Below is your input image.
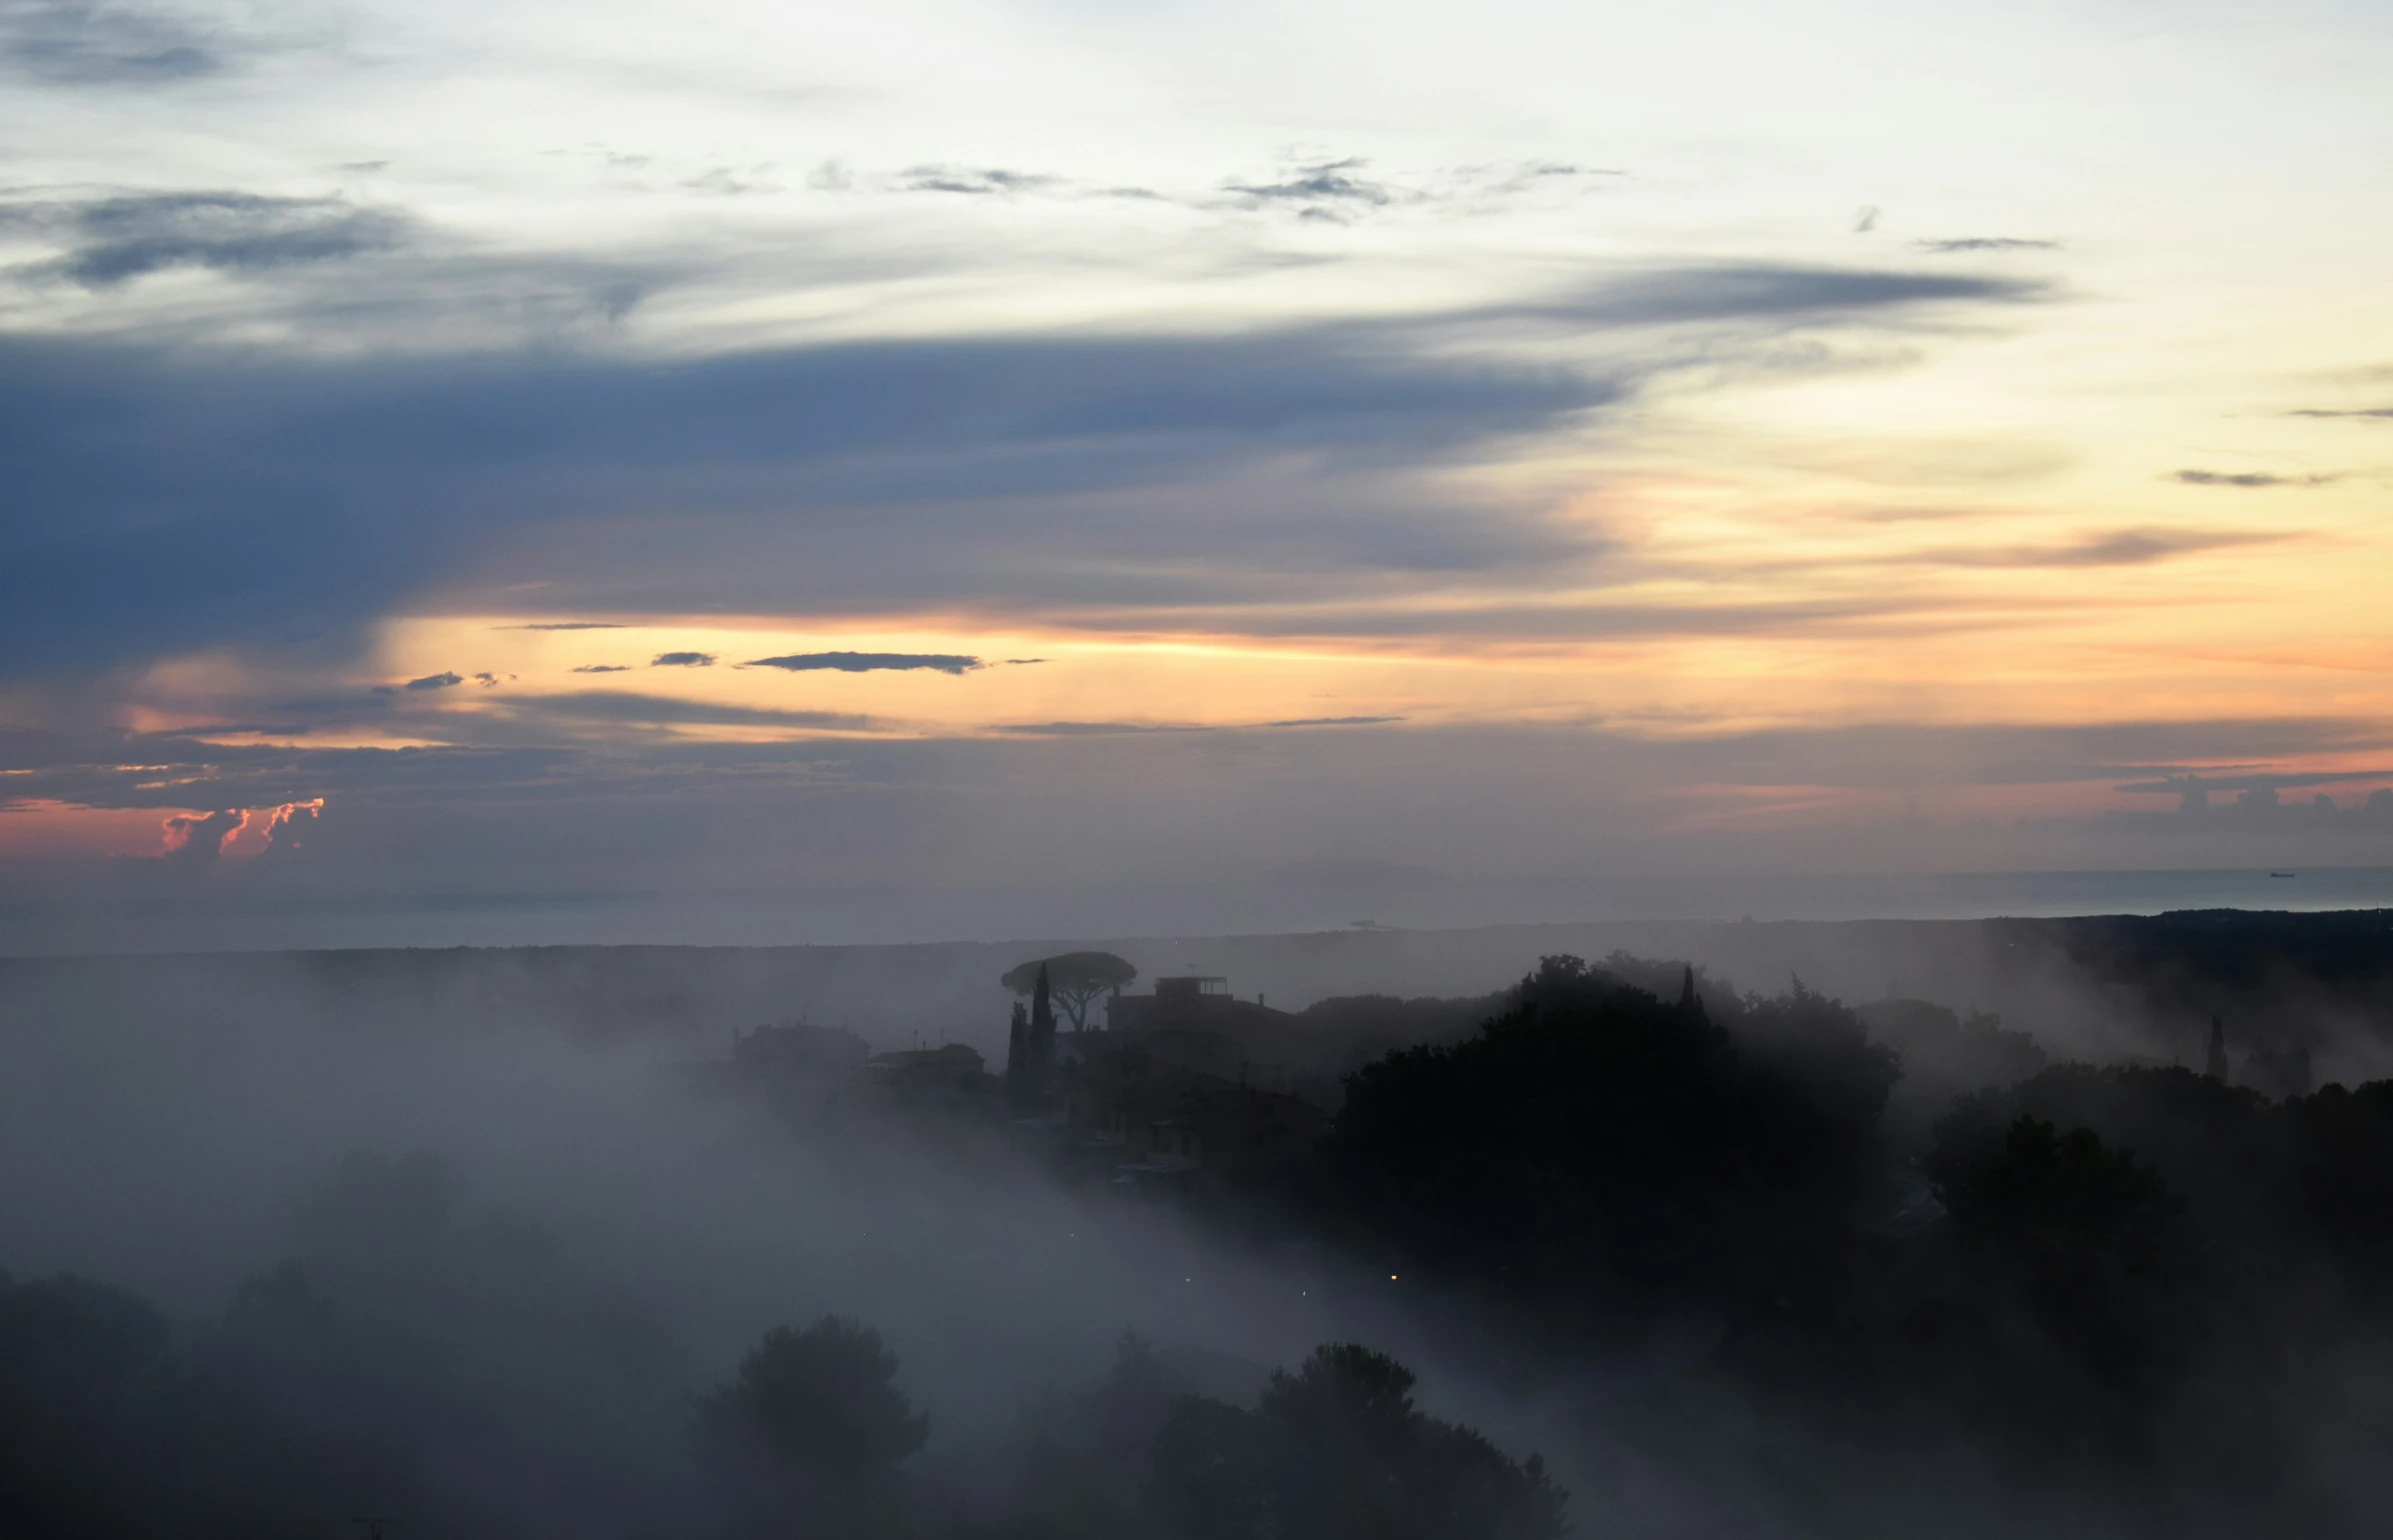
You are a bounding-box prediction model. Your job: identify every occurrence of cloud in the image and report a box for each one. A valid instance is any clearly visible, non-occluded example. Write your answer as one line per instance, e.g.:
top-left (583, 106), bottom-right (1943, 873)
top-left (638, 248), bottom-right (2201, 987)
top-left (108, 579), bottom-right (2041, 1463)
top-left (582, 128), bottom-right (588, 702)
top-left (993, 721), bottom-right (1213, 736)
top-left (502, 692), bottom-right (876, 731)
top-left (840, 155), bottom-right (1613, 219)
top-left (405, 672), bottom-right (464, 691)
top-left (1225, 158), bottom-right (1393, 217)
top-left (1913, 237), bottom-right (2061, 254)
top-left (1905, 526), bottom-right (2285, 569)
top-left (1853, 207), bottom-right (1880, 234)
top-left (896, 166), bottom-right (1059, 196)
top-left (2111, 768), bottom-right (2393, 797)
top-left (746, 652), bottom-right (980, 675)
top-left (650, 651), bottom-right (715, 667)
top-left (998, 713), bottom-right (1405, 733)
top-left (0, 264), bottom-right (2052, 677)
top-left (1505, 264), bottom-right (2050, 327)
top-left (2289, 407), bottom-right (2393, 421)
top-left (5, 191), bottom-right (409, 288)
top-left (682, 166), bottom-right (780, 197)
top-left (505, 622), bottom-right (625, 631)
top-left (8, 711), bottom-right (2390, 917)
top-left (2169, 469), bottom-right (2332, 488)
top-left (571, 664), bottom-right (630, 673)
top-left (256, 798), bottom-right (319, 853)
top-left (158, 806), bottom-right (241, 864)
top-left (0, 0), bottom-right (222, 84)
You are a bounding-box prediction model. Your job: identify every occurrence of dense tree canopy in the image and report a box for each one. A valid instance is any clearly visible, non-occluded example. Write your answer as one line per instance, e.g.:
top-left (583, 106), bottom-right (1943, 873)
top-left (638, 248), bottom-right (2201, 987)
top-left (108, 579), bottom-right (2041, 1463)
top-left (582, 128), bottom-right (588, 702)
top-left (1149, 1344), bottom-right (1567, 1540)
top-left (1321, 955), bottom-right (1883, 1337)
top-left (695, 1316), bottom-right (927, 1539)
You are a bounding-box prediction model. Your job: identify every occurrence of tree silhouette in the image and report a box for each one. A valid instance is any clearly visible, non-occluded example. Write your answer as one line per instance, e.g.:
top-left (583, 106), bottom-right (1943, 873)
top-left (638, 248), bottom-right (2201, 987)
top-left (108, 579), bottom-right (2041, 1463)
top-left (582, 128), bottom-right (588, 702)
top-left (693, 1316), bottom-right (925, 1539)
top-left (1149, 1343), bottom-right (1566, 1540)
top-left (1001, 952), bottom-right (1138, 1032)
top-left (1323, 955), bottom-right (1863, 1339)
top-left (0, 1272), bottom-right (175, 1535)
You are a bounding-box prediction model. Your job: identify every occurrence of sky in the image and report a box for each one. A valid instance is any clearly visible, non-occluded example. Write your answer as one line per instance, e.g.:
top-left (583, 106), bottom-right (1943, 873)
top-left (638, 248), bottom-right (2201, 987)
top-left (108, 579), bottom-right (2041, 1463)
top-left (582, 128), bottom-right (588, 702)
top-left (2, 0), bottom-right (2391, 946)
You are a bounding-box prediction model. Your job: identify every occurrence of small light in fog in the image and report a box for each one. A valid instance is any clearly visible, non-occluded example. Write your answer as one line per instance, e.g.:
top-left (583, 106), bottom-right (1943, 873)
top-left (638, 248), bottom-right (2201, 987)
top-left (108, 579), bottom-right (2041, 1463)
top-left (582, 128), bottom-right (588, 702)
top-left (1390, 1274), bottom-right (1398, 1281)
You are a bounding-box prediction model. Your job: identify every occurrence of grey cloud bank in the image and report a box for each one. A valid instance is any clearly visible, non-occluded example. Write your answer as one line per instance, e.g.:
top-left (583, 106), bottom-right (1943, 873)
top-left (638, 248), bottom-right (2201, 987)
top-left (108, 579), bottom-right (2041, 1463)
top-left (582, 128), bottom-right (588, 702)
top-left (36, 191), bottom-right (408, 287)
top-left (0, 261), bottom-right (2043, 682)
top-left (0, 0), bottom-right (224, 84)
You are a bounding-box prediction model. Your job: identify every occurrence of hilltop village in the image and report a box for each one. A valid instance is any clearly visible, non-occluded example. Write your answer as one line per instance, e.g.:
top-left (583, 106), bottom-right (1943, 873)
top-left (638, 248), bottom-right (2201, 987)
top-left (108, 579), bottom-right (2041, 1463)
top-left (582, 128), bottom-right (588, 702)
top-left (728, 953), bottom-right (1488, 1190)
top-left (721, 937), bottom-right (2339, 1202)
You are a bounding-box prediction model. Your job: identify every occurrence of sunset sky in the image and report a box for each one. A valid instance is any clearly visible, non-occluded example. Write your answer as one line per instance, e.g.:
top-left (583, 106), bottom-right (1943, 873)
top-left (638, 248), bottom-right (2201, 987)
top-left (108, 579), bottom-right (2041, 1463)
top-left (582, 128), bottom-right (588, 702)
top-left (3, 0), bottom-right (2390, 944)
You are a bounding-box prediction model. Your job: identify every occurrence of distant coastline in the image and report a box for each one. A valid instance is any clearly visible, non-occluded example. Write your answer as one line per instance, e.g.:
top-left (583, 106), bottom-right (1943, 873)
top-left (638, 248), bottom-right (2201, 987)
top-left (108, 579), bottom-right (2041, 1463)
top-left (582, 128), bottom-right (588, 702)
top-left (4, 865), bottom-right (2392, 959)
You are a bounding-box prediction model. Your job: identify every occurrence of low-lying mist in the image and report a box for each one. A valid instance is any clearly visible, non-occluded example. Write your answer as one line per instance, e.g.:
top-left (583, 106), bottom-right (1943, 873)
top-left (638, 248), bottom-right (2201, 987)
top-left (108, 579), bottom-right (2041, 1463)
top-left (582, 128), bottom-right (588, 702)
top-left (0, 957), bottom-right (1507, 1535)
top-left (5, 910), bottom-right (2392, 1537)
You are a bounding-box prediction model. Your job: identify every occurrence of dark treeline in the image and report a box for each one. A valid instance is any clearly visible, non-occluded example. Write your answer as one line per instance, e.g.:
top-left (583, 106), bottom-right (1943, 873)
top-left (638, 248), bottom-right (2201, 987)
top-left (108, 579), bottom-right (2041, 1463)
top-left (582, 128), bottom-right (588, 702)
top-left (1, 1230), bottom-right (1562, 1539)
top-left (9, 950), bottom-right (2393, 1536)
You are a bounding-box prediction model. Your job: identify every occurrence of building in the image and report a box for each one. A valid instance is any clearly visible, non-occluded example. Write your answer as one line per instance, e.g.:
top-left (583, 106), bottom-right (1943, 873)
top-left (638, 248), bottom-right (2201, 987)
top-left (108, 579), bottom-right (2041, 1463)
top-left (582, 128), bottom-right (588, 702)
top-left (1105, 975), bottom-right (1287, 1036)
top-left (858, 1043), bottom-right (993, 1112)
top-left (1068, 1044), bottom-right (1327, 1182)
top-left (1081, 975), bottom-right (1306, 1096)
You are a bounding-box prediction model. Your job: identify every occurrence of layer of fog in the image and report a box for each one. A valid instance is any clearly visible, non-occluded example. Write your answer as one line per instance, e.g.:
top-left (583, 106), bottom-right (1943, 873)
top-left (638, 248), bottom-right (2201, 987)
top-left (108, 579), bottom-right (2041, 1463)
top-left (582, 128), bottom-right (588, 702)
top-left (0, 960), bottom-right (1511, 1502)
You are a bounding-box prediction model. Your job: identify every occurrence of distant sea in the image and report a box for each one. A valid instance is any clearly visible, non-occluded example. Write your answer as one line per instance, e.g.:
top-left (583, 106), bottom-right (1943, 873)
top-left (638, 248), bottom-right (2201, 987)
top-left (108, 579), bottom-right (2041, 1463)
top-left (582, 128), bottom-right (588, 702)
top-left (5, 866), bottom-right (2391, 957)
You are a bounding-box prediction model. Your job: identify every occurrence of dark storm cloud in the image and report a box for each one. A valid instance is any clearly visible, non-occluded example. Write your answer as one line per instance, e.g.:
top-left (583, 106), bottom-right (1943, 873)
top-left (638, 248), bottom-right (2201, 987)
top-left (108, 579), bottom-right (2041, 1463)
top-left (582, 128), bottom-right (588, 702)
top-left (746, 653), bottom-right (980, 675)
top-left (1913, 237), bottom-right (2061, 254)
top-left (8, 191), bottom-right (410, 287)
top-left (0, 0), bottom-right (222, 83)
top-left (650, 652), bottom-right (715, 667)
top-left (0, 261), bottom-right (2048, 679)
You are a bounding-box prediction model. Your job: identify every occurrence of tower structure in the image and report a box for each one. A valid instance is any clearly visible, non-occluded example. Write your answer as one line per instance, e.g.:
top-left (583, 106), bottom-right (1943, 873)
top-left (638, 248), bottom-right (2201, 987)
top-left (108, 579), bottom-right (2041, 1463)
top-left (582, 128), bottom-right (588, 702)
top-left (1004, 1000), bottom-right (1031, 1103)
top-left (1006, 965), bottom-right (1058, 1106)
